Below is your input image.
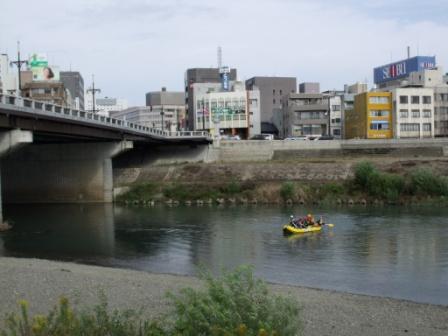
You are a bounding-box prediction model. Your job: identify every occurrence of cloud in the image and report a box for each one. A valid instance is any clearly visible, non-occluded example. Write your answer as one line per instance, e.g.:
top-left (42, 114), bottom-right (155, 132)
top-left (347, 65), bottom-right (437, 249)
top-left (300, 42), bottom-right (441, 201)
top-left (1, 0), bottom-right (447, 105)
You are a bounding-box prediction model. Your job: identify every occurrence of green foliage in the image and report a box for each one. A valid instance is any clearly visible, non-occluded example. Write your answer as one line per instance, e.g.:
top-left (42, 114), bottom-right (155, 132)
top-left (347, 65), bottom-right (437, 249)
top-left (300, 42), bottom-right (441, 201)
top-left (409, 168), bottom-right (448, 196)
top-left (353, 162), bottom-right (404, 200)
top-left (117, 183), bottom-right (159, 202)
top-left (1, 296), bottom-right (165, 336)
top-left (353, 161), bottom-right (376, 188)
top-left (2, 267), bottom-right (302, 336)
top-left (280, 182), bottom-right (295, 200)
top-left (168, 266), bottom-right (301, 336)
top-left (321, 183), bottom-right (344, 195)
top-left (220, 181), bottom-right (242, 195)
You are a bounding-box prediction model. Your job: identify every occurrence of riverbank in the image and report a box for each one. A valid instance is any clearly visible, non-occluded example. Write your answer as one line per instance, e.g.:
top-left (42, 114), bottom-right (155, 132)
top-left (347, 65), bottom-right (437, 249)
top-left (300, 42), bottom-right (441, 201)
top-left (114, 159), bottom-right (448, 206)
top-left (0, 257), bottom-right (446, 336)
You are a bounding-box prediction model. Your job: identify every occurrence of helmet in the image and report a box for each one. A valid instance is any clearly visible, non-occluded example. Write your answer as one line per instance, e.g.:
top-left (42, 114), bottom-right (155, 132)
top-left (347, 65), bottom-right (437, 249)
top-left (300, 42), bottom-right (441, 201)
top-left (307, 214), bottom-right (312, 218)
top-left (290, 215), bottom-right (294, 218)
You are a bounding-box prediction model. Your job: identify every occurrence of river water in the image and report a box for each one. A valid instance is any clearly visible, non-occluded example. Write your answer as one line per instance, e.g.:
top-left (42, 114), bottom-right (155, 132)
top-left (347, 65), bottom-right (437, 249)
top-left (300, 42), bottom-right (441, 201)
top-left (1, 204), bottom-right (447, 305)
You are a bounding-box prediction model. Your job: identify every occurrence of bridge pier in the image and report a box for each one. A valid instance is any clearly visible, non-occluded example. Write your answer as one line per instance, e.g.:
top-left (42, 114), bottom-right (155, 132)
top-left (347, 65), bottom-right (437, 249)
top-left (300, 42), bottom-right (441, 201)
top-left (0, 130), bottom-right (33, 223)
top-left (1, 141), bottom-right (132, 204)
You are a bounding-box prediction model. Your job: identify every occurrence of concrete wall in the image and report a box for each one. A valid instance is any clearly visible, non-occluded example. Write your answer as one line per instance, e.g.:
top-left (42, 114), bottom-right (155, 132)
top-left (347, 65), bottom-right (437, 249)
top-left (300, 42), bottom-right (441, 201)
top-left (2, 141), bottom-right (132, 203)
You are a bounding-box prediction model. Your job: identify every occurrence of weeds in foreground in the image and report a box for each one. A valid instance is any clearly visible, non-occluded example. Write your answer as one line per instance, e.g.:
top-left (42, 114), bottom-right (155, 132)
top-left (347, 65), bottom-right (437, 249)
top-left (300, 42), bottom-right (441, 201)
top-left (1, 266), bottom-right (302, 336)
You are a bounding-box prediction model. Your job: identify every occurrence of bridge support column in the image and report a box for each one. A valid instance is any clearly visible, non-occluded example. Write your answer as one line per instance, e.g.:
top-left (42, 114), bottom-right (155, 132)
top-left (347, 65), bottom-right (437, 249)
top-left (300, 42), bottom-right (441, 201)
top-left (2, 141), bottom-right (132, 204)
top-left (0, 130), bottom-right (34, 223)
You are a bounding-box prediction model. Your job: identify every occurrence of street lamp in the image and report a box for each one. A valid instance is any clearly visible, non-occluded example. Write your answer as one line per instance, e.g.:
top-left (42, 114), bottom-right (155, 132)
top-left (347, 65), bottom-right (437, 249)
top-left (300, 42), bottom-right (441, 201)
top-left (160, 105), bottom-right (165, 132)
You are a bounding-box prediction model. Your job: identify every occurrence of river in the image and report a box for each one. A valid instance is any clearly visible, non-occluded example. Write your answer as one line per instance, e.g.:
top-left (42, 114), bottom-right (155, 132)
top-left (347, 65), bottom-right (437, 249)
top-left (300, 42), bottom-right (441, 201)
top-left (1, 204), bottom-right (447, 305)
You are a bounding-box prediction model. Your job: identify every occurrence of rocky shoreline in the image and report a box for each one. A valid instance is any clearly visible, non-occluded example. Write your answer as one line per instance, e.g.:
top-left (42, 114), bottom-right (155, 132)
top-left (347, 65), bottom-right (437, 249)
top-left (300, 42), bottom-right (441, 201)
top-left (0, 257), bottom-right (447, 335)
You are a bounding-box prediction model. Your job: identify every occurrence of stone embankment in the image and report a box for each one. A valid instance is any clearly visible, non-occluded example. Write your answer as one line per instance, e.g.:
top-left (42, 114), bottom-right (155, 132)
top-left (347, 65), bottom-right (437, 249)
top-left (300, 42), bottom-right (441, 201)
top-left (0, 257), bottom-right (447, 336)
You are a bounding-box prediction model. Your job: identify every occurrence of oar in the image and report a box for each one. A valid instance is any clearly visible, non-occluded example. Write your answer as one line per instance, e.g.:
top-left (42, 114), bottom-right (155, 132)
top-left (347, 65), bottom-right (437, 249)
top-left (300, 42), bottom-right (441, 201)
top-left (324, 223), bottom-right (334, 228)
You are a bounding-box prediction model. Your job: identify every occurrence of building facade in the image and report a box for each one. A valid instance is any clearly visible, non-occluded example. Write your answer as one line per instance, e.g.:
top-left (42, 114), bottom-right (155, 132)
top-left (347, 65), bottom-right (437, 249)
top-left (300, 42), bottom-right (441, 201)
top-left (329, 95), bottom-right (342, 138)
top-left (85, 94), bottom-right (128, 116)
top-left (245, 77), bottom-right (296, 133)
top-left (193, 82), bottom-right (260, 139)
top-left (0, 54), bottom-right (17, 94)
top-left (185, 67), bottom-right (237, 130)
top-left (299, 82), bottom-right (320, 94)
top-left (145, 87), bottom-right (186, 130)
top-left (391, 87), bottom-right (434, 138)
top-left (281, 93), bottom-right (329, 138)
top-left (345, 92), bottom-right (393, 139)
top-left (60, 71), bottom-right (84, 110)
top-left (21, 80), bottom-right (70, 106)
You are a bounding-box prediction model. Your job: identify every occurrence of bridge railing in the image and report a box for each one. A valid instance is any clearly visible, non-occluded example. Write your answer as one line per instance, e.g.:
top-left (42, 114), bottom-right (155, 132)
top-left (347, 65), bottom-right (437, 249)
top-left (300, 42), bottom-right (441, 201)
top-left (0, 94), bottom-right (211, 140)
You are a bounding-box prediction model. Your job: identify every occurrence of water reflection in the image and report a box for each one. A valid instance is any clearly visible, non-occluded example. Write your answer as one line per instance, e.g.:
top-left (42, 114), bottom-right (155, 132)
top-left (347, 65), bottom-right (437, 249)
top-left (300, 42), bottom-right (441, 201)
top-left (1, 204), bottom-right (447, 305)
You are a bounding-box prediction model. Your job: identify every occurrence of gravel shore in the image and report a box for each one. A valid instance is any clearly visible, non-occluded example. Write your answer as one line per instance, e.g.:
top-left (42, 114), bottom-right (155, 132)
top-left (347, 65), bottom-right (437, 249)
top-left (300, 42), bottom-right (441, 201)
top-left (0, 257), bottom-right (447, 335)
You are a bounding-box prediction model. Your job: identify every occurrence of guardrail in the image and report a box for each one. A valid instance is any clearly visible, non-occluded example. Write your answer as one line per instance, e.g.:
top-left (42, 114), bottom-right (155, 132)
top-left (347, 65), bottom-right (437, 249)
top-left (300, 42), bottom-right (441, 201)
top-left (0, 94), bottom-right (211, 140)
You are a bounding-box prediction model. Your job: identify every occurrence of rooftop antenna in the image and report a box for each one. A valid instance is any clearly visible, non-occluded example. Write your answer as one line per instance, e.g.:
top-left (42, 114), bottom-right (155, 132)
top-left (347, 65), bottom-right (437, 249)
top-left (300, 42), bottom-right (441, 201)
top-left (86, 74), bottom-right (101, 113)
top-left (217, 46), bottom-right (222, 69)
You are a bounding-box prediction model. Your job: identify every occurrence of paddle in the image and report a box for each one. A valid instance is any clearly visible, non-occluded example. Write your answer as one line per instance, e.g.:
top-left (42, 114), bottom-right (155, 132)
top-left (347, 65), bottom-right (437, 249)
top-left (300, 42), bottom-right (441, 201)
top-left (325, 223), bottom-right (334, 228)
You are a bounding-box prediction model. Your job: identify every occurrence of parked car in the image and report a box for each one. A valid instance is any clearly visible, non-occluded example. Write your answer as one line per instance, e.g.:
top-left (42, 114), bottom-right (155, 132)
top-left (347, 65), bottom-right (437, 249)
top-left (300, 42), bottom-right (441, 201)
top-left (315, 135), bottom-right (334, 140)
top-left (285, 136), bottom-right (308, 141)
top-left (250, 134), bottom-right (267, 140)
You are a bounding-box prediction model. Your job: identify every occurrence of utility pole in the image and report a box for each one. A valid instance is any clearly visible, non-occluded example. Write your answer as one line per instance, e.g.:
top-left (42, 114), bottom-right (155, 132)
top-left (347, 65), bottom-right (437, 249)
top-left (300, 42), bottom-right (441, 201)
top-left (10, 41), bottom-right (28, 96)
top-left (86, 75), bottom-right (101, 113)
top-left (161, 104), bottom-right (165, 132)
top-left (202, 98), bottom-right (206, 130)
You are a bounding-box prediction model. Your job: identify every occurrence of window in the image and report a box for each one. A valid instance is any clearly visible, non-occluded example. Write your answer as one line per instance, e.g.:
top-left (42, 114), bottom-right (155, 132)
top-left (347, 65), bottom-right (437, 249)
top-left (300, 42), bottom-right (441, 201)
top-left (411, 96), bottom-right (420, 104)
top-left (423, 109), bottom-right (432, 118)
top-left (370, 121), bottom-right (389, 130)
top-left (399, 109), bottom-right (409, 118)
top-left (400, 123), bottom-right (420, 132)
top-left (333, 129), bottom-right (341, 136)
top-left (273, 99), bottom-right (276, 104)
top-left (423, 96), bottom-right (432, 104)
top-left (423, 123), bottom-right (432, 131)
top-left (280, 90), bottom-right (283, 95)
top-left (411, 109), bottom-right (420, 118)
top-left (369, 96), bottom-right (389, 104)
top-left (332, 105), bottom-right (341, 111)
top-left (273, 89), bottom-right (276, 95)
top-left (399, 96), bottom-right (408, 104)
top-left (370, 110), bottom-right (389, 117)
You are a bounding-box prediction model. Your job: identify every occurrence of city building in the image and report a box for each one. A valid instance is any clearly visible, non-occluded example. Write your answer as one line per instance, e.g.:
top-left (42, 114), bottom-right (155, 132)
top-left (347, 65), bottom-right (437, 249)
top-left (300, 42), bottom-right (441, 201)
top-left (281, 92), bottom-right (330, 138)
top-left (185, 67), bottom-right (237, 130)
top-left (193, 81), bottom-right (260, 139)
top-left (373, 55), bottom-right (437, 89)
top-left (110, 106), bottom-right (181, 132)
top-left (245, 77), bottom-right (296, 134)
top-left (145, 87), bottom-right (186, 131)
top-left (85, 94), bottom-right (128, 116)
top-left (391, 87), bottom-right (434, 138)
top-left (329, 95), bottom-right (342, 138)
top-left (344, 91), bottom-right (393, 139)
top-left (299, 82), bottom-right (320, 94)
top-left (60, 71), bottom-right (84, 110)
top-left (21, 80), bottom-right (71, 106)
top-left (0, 54), bottom-right (17, 94)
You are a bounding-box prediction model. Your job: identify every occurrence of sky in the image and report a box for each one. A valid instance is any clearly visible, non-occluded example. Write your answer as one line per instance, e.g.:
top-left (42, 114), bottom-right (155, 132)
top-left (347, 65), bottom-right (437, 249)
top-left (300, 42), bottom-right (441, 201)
top-left (1, 0), bottom-right (448, 106)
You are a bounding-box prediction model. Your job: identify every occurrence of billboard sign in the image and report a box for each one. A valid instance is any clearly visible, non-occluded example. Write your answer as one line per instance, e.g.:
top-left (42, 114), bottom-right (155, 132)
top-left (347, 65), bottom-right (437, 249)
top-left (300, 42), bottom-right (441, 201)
top-left (373, 56), bottom-right (436, 84)
top-left (29, 53), bottom-right (60, 81)
top-left (220, 66), bottom-right (230, 91)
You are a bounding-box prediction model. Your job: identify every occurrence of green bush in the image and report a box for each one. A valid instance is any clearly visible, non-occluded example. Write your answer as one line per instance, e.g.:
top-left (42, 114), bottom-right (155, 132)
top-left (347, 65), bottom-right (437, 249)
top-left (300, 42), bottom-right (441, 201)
top-left (2, 267), bottom-right (302, 336)
top-left (353, 161), bottom-right (376, 188)
top-left (118, 183), bottom-right (159, 202)
top-left (221, 181), bottom-right (242, 195)
top-left (169, 266), bottom-right (301, 336)
top-left (409, 168), bottom-right (448, 196)
top-left (321, 183), bottom-right (344, 195)
top-left (280, 182), bottom-right (295, 200)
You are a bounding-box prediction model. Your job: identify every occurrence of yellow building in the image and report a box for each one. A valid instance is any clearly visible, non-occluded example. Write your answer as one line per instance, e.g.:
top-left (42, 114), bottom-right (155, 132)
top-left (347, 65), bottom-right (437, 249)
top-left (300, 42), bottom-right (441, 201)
top-left (344, 91), bottom-right (393, 139)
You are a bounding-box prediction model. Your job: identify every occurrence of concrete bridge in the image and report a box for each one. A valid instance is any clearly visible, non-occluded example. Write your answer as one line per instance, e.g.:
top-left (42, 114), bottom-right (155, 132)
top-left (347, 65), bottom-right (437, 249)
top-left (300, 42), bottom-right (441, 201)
top-left (0, 94), bottom-right (211, 222)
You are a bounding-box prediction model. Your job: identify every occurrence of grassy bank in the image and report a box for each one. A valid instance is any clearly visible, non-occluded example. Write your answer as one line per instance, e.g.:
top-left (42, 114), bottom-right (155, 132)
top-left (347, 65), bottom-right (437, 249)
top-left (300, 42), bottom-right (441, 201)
top-left (116, 162), bottom-right (448, 206)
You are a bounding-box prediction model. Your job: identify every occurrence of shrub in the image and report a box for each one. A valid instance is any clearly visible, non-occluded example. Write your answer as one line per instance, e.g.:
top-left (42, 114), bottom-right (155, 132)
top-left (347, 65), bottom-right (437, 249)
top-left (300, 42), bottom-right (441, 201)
top-left (118, 183), bottom-right (158, 201)
top-left (2, 267), bottom-right (302, 336)
top-left (168, 266), bottom-right (301, 336)
top-left (409, 168), bottom-right (448, 196)
top-left (353, 161), bottom-right (376, 188)
top-left (221, 181), bottom-right (242, 195)
top-left (280, 182), bottom-right (295, 200)
top-left (321, 183), bottom-right (344, 195)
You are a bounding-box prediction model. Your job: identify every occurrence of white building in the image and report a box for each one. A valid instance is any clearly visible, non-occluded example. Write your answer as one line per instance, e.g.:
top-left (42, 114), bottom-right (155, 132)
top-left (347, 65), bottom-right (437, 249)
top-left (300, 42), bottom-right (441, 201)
top-left (111, 106), bottom-right (183, 132)
top-left (329, 95), bottom-right (342, 138)
top-left (392, 87), bottom-right (434, 138)
top-left (0, 54), bottom-right (17, 94)
top-left (85, 92), bottom-right (128, 116)
top-left (193, 81), bottom-right (260, 139)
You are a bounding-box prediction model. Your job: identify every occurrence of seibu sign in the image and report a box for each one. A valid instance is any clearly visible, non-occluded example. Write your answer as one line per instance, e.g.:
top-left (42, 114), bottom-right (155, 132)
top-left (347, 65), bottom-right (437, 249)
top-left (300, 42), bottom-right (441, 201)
top-left (374, 56), bottom-right (436, 85)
